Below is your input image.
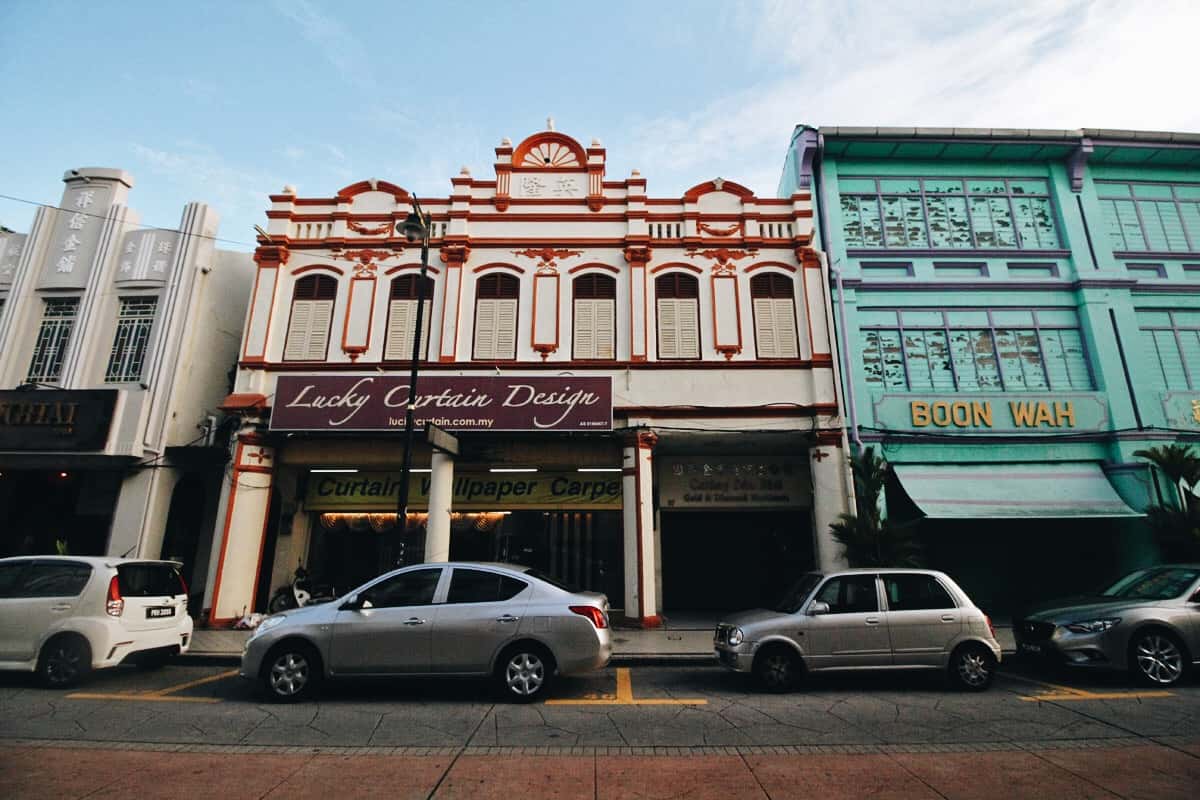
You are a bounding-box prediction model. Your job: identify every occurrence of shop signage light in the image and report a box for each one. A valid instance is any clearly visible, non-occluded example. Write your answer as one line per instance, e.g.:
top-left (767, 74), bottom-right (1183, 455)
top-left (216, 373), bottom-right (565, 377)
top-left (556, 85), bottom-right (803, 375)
top-left (269, 375), bottom-right (612, 432)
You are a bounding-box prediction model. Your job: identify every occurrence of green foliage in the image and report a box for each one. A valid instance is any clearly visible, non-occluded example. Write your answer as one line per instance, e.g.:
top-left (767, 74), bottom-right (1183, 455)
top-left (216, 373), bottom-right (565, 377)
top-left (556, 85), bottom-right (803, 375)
top-left (1134, 444), bottom-right (1200, 560)
top-left (54, 539), bottom-right (69, 556)
top-left (829, 446), bottom-right (924, 568)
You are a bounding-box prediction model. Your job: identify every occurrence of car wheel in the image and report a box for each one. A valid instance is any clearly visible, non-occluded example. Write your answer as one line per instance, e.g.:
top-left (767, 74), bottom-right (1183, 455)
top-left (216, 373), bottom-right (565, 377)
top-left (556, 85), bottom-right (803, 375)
top-left (37, 634), bottom-right (92, 689)
top-left (949, 643), bottom-right (995, 691)
top-left (262, 642), bottom-right (322, 702)
top-left (1130, 629), bottom-right (1187, 687)
top-left (753, 645), bottom-right (800, 693)
top-left (496, 643), bottom-right (553, 703)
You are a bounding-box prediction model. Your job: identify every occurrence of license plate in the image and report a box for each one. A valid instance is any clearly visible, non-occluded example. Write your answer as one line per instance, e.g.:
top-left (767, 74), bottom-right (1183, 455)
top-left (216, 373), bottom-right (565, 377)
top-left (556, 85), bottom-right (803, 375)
top-left (1019, 642), bottom-right (1042, 655)
top-left (147, 606), bottom-right (175, 619)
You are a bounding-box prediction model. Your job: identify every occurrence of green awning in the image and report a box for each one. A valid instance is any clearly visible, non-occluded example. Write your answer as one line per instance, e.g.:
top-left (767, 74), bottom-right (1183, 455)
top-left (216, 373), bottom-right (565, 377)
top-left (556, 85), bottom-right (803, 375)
top-left (892, 463), bottom-right (1142, 519)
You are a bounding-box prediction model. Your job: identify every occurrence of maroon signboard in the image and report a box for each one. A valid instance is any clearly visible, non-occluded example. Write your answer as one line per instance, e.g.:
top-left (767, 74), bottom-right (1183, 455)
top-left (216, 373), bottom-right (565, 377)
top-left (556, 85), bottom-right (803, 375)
top-left (269, 375), bottom-right (612, 432)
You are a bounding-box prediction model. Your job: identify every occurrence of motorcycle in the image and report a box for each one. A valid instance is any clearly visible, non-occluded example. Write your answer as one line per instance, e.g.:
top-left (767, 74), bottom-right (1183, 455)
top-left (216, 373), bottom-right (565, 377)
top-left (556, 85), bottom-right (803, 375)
top-left (268, 564), bottom-right (338, 613)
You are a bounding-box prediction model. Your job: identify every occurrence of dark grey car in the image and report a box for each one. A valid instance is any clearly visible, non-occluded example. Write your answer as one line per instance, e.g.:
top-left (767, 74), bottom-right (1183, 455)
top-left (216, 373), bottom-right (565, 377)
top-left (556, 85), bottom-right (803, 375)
top-left (241, 562), bottom-right (611, 702)
top-left (1015, 564), bottom-right (1200, 686)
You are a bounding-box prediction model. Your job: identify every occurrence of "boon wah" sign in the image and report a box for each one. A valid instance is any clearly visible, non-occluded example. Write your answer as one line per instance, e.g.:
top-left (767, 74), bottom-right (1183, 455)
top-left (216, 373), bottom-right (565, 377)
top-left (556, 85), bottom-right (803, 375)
top-left (872, 393), bottom-right (1110, 433)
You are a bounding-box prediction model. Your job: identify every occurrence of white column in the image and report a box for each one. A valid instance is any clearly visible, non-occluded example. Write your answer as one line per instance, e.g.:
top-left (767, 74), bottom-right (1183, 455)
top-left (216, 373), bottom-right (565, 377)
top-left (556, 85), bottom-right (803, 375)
top-left (424, 451), bottom-right (454, 562)
top-left (207, 431), bottom-right (275, 624)
top-left (621, 431), bottom-right (660, 626)
top-left (810, 440), bottom-right (850, 572)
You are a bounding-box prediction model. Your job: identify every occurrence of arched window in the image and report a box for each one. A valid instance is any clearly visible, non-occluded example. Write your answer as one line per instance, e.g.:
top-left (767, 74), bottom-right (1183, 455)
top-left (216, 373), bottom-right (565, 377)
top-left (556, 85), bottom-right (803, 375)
top-left (384, 274), bottom-right (435, 361)
top-left (283, 275), bottom-right (336, 361)
top-left (750, 273), bottom-right (799, 359)
top-left (573, 273), bottom-right (616, 360)
top-left (655, 273), bottom-right (700, 359)
top-left (473, 273), bottom-right (519, 360)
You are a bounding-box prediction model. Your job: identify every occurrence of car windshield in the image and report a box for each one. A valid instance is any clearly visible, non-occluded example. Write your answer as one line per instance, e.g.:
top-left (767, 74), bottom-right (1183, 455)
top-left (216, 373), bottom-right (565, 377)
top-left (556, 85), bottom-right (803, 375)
top-left (1100, 567), bottom-right (1200, 600)
top-left (773, 573), bottom-right (822, 613)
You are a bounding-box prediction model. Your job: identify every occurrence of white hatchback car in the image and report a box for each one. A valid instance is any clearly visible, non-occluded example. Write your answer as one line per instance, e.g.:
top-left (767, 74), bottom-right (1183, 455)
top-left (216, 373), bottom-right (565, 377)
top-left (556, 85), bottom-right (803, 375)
top-left (0, 556), bottom-right (193, 687)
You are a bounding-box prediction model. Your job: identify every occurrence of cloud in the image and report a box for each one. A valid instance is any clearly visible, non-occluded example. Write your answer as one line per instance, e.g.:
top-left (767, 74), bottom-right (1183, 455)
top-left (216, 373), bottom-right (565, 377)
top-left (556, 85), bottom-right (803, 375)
top-left (282, 145), bottom-right (307, 161)
top-left (270, 0), bottom-right (376, 88)
top-left (626, 0), bottom-right (1200, 196)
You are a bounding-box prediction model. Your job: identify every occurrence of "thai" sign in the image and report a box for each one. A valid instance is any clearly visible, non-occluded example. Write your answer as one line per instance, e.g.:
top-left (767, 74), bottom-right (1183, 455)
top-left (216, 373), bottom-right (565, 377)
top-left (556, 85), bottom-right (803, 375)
top-left (270, 375), bottom-right (612, 432)
top-left (0, 390), bottom-right (118, 450)
top-left (872, 393), bottom-right (1110, 433)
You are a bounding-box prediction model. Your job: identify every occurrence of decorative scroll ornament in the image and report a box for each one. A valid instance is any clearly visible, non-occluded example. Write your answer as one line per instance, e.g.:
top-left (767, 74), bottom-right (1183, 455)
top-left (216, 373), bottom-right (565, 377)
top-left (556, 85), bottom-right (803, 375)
top-left (685, 247), bottom-right (758, 275)
top-left (347, 220), bottom-right (393, 236)
top-left (698, 221), bottom-right (742, 237)
top-left (623, 246), bottom-right (652, 266)
top-left (511, 247), bottom-right (582, 273)
top-left (331, 247), bottom-right (402, 278)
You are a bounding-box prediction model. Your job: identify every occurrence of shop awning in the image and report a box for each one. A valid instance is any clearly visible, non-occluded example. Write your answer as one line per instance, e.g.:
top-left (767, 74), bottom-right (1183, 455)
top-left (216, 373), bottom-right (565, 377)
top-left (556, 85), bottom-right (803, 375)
top-left (892, 463), bottom-right (1142, 519)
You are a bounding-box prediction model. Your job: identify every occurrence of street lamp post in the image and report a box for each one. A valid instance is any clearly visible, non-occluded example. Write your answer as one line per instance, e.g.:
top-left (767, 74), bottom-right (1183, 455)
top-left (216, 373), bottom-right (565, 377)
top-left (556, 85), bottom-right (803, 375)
top-left (392, 196), bottom-right (432, 568)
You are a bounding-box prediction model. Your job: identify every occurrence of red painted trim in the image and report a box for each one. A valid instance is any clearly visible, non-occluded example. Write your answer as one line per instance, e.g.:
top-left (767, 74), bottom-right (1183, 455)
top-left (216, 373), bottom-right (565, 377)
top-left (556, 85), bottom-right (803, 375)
top-left (208, 440), bottom-right (244, 621)
top-left (615, 403), bottom-right (839, 417)
top-left (800, 265), bottom-right (820, 358)
top-left (246, 465), bottom-right (275, 618)
top-left (567, 263), bottom-right (620, 275)
top-left (292, 264), bottom-right (346, 277)
top-left (530, 271), bottom-right (560, 356)
top-left (471, 263), bottom-right (526, 275)
top-left (439, 263), bottom-right (462, 361)
top-left (804, 266), bottom-right (831, 357)
top-left (383, 263), bottom-right (441, 276)
top-left (242, 266), bottom-right (279, 360)
top-left (340, 276), bottom-right (376, 359)
top-left (238, 465), bottom-right (274, 475)
top-left (336, 180), bottom-right (409, 202)
top-left (815, 430), bottom-right (844, 446)
top-left (745, 261), bottom-right (798, 274)
top-left (650, 262), bottom-right (702, 275)
top-left (683, 179), bottom-right (755, 202)
top-left (511, 131), bottom-right (588, 168)
top-left (238, 355), bottom-right (833, 371)
top-left (633, 445), bottom-right (646, 621)
top-left (710, 272), bottom-right (743, 358)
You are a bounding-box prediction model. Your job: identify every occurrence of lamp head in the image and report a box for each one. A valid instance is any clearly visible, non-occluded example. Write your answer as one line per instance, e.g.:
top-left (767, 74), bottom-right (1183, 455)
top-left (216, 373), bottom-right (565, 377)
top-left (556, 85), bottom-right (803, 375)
top-left (398, 211), bottom-right (426, 243)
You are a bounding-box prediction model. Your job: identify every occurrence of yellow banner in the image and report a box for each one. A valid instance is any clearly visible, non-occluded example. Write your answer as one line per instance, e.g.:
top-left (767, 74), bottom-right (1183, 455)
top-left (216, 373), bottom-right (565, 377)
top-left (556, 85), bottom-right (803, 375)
top-left (305, 471), bottom-right (621, 511)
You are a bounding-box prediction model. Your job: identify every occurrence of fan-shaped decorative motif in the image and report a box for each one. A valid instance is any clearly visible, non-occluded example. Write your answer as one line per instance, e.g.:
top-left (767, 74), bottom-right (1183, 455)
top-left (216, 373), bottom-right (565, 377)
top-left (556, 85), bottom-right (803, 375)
top-left (521, 141), bottom-right (581, 168)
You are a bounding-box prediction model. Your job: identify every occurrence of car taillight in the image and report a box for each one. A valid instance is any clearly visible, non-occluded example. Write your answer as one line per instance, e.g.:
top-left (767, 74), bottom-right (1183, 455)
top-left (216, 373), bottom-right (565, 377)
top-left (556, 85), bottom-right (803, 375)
top-left (106, 575), bottom-right (124, 617)
top-left (984, 614), bottom-right (996, 639)
top-left (569, 605), bottom-right (607, 629)
top-left (178, 573), bottom-right (189, 597)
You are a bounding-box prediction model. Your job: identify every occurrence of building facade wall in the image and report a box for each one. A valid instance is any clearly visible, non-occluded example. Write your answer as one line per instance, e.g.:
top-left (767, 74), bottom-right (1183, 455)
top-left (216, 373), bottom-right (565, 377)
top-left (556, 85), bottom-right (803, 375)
top-left (0, 168), bottom-right (253, 600)
top-left (782, 127), bottom-right (1200, 616)
top-left (207, 126), bottom-right (851, 626)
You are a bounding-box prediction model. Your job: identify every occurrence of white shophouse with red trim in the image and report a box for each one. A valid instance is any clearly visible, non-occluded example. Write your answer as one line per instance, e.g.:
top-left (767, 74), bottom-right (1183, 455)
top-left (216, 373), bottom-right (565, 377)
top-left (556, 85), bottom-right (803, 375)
top-left (206, 126), bottom-right (850, 627)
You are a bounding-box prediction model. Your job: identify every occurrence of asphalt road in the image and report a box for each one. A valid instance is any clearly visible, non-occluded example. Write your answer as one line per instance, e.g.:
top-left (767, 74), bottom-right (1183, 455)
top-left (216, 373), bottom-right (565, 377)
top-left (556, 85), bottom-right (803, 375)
top-left (1, 660), bottom-right (1198, 750)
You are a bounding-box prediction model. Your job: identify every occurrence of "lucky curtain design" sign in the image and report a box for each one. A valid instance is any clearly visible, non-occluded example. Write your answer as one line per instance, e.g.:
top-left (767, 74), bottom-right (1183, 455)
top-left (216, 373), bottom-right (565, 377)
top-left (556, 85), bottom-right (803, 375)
top-left (269, 375), bottom-right (612, 432)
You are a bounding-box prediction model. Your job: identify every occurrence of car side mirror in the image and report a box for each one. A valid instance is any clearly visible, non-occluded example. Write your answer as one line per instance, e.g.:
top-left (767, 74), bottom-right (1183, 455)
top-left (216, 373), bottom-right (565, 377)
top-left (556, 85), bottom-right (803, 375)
top-left (340, 594), bottom-right (373, 611)
top-left (808, 601), bottom-right (831, 616)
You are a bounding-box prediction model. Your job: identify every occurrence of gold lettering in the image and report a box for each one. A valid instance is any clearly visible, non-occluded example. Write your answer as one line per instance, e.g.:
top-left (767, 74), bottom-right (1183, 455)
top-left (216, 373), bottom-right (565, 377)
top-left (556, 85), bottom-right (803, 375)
top-left (911, 401), bottom-right (931, 427)
top-left (931, 402), bottom-right (952, 427)
top-left (1054, 401), bottom-right (1075, 427)
top-left (951, 402), bottom-right (971, 427)
top-left (1010, 401), bottom-right (1037, 427)
top-left (1033, 402), bottom-right (1054, 426)
top-left (973, 401), bottom-right (993, 427)
top-left (1191, 399), bottom-right (1200, 424)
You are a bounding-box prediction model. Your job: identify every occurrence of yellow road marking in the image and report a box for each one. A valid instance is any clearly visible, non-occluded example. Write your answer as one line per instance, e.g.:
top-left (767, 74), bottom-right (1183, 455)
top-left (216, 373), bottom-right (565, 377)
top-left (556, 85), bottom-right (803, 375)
top-left (68, 669), bottom-right (238, 703)
top-left (546, 667), bottom-right (707, 706)
top-left (1003, 670), bottom-right (1173, 702)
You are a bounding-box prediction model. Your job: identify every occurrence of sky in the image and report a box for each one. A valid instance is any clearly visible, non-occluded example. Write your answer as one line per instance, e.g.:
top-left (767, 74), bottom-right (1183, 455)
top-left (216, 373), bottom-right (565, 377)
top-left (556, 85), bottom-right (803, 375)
top-left (2, 0), bottom-right (1198, 252)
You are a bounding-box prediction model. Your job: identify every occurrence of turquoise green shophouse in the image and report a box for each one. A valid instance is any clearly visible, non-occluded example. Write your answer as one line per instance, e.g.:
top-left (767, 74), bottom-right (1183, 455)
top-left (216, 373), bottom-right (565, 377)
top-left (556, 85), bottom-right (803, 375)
top-left (780, 127), bottom-right (1200, 617)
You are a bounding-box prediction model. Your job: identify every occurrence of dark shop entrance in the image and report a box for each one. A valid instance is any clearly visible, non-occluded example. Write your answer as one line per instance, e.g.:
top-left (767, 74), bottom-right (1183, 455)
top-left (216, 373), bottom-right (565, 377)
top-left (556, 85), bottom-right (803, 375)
top-left (660, 510), bottom-right (813, 612)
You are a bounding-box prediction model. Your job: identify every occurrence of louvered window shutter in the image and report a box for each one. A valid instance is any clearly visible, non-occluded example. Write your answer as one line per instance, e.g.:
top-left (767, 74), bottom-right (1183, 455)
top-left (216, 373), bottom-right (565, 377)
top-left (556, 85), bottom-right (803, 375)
top-left (474, 300), bottom-right (497, 359)
top-left (595, 299), bottom-right (615, 359)
top-left (494, 299), bottom-right (517, 359)
top-left (754, 298), bottom-right (777, 357)
top-left (678, 300), bottom-right (699, 358)
top-left (574, 300), bottom-right (596, 359)
top-left (385, 299), bottom-right (431, 361)
top-left (657, 299), bottom-right (678, 359)
top-left (284, 299), bottom-right (332, 361)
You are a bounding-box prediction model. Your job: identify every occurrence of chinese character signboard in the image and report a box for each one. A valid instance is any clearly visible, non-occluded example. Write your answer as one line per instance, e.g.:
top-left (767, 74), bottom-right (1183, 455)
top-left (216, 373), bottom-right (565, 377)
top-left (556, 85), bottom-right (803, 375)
top-left (657, 456), bottom-right (811, 509)
top-left (270, 375), bottom-right (612, 432)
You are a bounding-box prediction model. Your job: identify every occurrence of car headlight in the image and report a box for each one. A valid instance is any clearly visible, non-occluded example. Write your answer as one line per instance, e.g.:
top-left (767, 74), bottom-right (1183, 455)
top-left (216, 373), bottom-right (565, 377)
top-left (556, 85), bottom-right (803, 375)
top-left (1065, 617), bottom-right (1120, 634)
top-left (727, 627), bottom-right (744, 646)
top-left (250, 615), bottom-right (287, 639)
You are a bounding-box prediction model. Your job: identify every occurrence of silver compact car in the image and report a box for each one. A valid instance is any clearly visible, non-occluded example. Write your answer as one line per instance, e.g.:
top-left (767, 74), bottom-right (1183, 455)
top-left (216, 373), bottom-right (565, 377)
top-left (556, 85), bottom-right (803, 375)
top-left (1014, 564), bottom-right (1200, 687)
top-left (241, 562), bottom-right (611, 702)
top-left (715, 569), bottom-right (1002, 692)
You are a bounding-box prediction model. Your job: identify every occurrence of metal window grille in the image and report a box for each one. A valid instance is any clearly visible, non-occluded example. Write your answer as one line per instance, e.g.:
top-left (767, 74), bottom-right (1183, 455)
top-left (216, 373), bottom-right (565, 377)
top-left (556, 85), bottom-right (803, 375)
top-left (1096, 181), bottom-right (1200, 254)
top-left (838, 177), bottom-right (1060, 250)
top-left (859, 307), bottom-right (1093, 392)
top-left (27, 297), bottom-right (81, 383)
top-left (105, 297), bottom-right (158, 382)
top-left (1137, 309), bottom-right (1200, 390)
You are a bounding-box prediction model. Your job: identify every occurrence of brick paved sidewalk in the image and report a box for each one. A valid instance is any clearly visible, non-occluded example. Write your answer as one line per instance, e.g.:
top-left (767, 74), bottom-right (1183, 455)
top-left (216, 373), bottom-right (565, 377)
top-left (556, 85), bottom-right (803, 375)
top-left (2, 739), bottom-right (1197, 799)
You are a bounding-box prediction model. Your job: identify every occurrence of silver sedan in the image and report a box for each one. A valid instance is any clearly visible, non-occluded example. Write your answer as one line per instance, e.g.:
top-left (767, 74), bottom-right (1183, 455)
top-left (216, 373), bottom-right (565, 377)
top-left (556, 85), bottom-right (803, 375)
top-left (1015, 564), bottom-right (1200, 686)
top-left (241, 562), bottom-right (611, 702)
